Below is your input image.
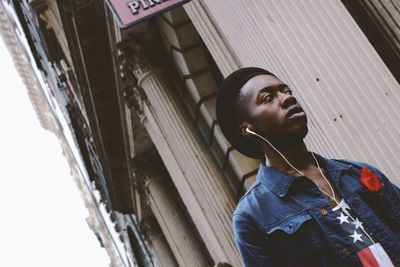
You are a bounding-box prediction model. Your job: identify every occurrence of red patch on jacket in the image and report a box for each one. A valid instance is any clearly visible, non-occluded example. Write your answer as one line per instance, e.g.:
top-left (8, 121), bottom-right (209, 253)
top-left (360, 166), bottom-right (384, 192)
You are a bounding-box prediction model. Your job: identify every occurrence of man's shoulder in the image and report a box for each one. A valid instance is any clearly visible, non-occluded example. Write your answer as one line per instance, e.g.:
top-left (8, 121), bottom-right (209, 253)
top-left (234, 179), bottom-right (268, 215)
top-left (332, 158), bottom-right (371, 167)
top-left (332, 158), bottom-right (384, 174)
top-left (233, 178), bottom-right (279, 219)
top-left (234, 180), bottom-right (261, 216)
top-left (330, 158), bottom-right (398, 189)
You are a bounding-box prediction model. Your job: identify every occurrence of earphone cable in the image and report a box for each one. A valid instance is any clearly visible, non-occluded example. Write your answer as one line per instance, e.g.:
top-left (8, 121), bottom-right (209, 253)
top-left (246, 128), bottom-right (337, 203)
top-left (246, 128), bottom-right (376, 244)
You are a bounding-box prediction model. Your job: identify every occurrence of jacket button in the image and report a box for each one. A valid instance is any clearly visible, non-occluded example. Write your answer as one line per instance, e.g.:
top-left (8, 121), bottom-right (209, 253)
top-left (342, 248), bottom-right (351, 256)
top-left (320, 208), bottom-right (328, 216)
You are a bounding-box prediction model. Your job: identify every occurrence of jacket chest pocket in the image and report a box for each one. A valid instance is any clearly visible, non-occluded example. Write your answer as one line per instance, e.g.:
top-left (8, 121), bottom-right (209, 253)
top-left (264, 212), bottom-right (330, 266)
top-left (265, 212), bottom-right (312, 235)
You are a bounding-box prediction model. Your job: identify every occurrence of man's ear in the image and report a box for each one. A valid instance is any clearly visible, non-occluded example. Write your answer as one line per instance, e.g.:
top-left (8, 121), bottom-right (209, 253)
top-left (238, 123), bottom-right (252, 138)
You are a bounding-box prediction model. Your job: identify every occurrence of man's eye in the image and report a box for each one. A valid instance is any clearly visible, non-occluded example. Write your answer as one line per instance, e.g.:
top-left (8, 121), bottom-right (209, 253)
top-left (282, 87), bottom-right (292, 95)
top-left (261, 94), bottom-right (273, 103)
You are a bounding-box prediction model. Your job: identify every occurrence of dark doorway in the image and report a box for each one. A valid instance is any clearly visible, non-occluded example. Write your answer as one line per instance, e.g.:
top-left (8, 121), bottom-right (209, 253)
top-left (341, 0), bottom-right (400, 83)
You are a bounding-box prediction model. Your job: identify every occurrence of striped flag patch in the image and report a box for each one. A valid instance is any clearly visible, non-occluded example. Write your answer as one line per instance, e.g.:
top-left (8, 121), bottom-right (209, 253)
top-left (332, 200), bottom-right (394, 267)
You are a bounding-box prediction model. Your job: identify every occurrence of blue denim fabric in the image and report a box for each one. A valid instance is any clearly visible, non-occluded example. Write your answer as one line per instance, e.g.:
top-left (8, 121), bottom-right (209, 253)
top-left (233, 153), bottom-right (400, 267)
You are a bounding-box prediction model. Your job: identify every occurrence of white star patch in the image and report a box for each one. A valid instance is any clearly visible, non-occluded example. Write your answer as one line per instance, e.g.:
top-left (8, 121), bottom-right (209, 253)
top-left (350, 230), bottom-right (363, 243)
top-left (342, 201), bottom-right (350, 210)
top-left (337, 212), bottom-right (349, 224)
top-left (352, 217), bottom-right (364, 230)
top-left (341, 202), bottom-right (351, 216)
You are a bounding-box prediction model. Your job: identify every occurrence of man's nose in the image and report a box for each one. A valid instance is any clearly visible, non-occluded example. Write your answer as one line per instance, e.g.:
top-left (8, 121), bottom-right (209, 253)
top-left (279, 92), bottom-right (297, 108)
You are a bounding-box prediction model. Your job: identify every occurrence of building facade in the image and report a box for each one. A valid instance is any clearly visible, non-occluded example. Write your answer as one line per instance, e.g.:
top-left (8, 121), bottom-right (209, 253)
top-left (2, 0), bottom-right (400, 266)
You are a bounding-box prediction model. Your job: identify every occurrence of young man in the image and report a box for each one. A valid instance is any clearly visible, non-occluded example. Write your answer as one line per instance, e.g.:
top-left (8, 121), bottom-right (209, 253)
top-left (216, 67), bottom-right (400, 267)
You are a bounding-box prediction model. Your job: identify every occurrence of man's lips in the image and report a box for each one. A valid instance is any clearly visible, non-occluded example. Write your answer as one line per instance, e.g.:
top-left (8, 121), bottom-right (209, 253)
top-left (286, 106), bottom-right (305, 119)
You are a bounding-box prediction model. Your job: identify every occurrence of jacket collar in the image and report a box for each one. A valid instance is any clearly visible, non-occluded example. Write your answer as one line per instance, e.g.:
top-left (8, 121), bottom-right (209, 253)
top-left (256, 152), bottom-right (353, 197)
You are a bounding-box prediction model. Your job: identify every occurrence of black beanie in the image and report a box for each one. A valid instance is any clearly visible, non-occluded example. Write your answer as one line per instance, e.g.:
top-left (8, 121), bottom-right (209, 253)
top-left (216, 67), bottom-right (276, 159)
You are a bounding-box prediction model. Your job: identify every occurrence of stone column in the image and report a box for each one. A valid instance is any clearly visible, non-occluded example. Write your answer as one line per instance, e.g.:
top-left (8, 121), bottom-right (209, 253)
top-left (119, 44), bottom-right (240, 265)
top-left (141, 217), bottom-right (179, 267)
top-left (140, 164), bottom-right (212, 267)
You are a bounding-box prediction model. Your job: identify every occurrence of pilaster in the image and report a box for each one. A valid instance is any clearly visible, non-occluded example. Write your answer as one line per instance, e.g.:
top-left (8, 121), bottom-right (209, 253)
top-left (119, 42), bottom-right (240, 265)
top-left (141, 216), bottom-right (179, 267)
top-left (135, 154), bottom-right (212, 267)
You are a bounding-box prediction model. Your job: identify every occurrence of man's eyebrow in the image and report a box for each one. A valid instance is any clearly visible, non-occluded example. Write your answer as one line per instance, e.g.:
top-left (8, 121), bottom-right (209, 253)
top-left (257, 83), bottom-right (289, 94)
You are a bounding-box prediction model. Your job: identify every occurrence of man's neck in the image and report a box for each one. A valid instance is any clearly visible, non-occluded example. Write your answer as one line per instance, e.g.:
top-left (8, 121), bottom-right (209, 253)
top-left (264, 141), bottom-right (313, 174)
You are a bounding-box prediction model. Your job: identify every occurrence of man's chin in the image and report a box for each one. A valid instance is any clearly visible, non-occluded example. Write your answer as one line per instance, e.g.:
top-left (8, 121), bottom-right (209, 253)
top-left (296, 125), bottom-right (308, 140)
top-left (273, 127), bottom-right (308, 148)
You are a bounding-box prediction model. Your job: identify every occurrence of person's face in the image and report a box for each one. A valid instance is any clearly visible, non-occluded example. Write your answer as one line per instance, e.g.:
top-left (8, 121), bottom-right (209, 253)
top-left (237, 74), bottom-right (308, 146)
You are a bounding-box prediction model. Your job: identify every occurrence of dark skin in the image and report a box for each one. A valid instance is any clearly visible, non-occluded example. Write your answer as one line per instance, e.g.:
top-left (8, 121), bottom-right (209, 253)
top-left (237, 74), bottom-right (341, 207)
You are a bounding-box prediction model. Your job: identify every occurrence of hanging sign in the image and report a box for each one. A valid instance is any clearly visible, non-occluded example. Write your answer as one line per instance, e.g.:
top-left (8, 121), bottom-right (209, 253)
top-left (106, 0), bottom-right (191, 28)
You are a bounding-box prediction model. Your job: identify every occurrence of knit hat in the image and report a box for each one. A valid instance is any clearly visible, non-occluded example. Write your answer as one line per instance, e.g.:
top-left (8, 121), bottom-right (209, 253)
top-left (216, 67), bottom-right (276, 159)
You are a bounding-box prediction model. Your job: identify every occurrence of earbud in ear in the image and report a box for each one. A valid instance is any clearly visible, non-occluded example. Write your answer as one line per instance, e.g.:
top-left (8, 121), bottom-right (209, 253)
top-left (241, 127), bottom-right (253, 137)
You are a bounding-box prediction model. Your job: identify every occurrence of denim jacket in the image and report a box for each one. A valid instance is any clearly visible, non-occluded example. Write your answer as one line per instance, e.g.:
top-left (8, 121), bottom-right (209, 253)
top-left (233, 154), bottom-right (400, 267)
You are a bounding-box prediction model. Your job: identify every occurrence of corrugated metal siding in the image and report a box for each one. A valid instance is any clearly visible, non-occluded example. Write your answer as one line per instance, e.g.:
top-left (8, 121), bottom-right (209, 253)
top-left (188, 0), bottom-right (400, 184)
